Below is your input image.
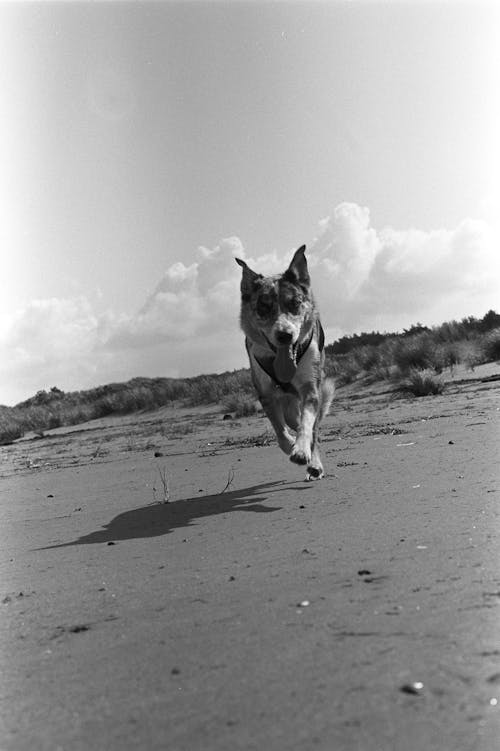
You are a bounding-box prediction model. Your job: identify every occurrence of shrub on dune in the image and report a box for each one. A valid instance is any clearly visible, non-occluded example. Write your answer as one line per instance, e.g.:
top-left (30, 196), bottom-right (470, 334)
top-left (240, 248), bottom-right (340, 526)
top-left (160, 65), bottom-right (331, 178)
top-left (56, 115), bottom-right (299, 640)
top-left (401, 368), bottom-right (445, 397)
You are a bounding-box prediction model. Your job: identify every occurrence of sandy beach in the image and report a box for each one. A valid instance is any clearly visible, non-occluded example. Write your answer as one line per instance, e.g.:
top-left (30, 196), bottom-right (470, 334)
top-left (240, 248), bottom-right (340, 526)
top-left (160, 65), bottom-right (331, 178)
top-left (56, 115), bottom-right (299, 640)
top-left (1, 367), bottom-right (499, 750)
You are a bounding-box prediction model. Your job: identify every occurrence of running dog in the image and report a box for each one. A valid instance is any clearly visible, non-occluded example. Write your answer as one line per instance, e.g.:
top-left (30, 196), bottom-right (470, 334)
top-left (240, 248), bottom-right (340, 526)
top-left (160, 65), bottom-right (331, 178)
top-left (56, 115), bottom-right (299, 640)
top-left (236, 245), bottom-right (334, 480)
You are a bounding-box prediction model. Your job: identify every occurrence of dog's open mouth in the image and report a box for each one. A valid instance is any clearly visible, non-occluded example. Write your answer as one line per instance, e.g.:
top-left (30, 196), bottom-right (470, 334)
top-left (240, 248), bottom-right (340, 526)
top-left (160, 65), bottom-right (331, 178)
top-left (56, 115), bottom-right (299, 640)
top-left (274, 344), bottom-right (297, 383)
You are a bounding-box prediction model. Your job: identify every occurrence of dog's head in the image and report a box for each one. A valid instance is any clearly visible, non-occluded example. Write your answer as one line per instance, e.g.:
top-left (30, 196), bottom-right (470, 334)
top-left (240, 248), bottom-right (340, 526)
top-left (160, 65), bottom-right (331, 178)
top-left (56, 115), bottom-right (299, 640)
top-left (235, 246), bottom-right (315, 381)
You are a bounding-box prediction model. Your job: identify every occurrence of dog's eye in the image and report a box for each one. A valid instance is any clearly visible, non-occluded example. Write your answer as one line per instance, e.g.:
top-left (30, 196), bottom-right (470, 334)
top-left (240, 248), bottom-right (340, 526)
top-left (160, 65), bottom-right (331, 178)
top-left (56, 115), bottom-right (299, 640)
top-left (284, 298), bottom-right (302, 314)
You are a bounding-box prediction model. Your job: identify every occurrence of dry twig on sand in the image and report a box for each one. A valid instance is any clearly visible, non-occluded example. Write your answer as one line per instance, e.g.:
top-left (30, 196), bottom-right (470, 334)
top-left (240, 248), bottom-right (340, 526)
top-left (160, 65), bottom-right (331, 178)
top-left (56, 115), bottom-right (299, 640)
top-left (220, 467), bottom-right (235, 494)
top-left (155, 464), bottom-right (170, 503)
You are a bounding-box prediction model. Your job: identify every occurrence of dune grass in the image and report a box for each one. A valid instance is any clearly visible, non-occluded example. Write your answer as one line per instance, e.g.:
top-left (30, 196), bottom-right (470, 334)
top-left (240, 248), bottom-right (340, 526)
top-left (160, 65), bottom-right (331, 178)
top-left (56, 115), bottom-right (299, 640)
top-left (400, 369), bottom-right (445, 397)
top-left (326, 311), bottom-right (500, 390)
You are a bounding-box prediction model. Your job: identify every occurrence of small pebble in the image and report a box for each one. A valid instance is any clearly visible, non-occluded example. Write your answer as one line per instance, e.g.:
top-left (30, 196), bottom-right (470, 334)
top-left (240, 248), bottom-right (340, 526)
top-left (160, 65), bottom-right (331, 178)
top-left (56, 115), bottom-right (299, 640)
top-left (400, 682), bottom-right (424, 695)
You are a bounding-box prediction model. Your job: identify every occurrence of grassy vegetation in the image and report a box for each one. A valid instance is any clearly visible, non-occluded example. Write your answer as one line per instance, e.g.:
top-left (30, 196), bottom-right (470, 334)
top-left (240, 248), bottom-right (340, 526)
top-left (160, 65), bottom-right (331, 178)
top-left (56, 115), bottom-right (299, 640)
top-left (1, 311), bottom-right (499, 444)
top-left (0, 372), bottom-right (255, 445)
top-left (325, 310), bottom-right (500, 389)
top-left (222, 394), bottom-right (260, 418)
top-left (400, 369), bottom-right (445, 397)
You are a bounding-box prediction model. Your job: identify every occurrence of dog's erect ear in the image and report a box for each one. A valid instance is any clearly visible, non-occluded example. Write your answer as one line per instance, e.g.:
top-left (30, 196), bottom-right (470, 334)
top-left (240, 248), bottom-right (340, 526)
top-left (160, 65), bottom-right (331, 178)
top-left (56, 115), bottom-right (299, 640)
top-left (284, 245), bottom-right (309, 286)
top-left (235, 257), bottom-right (262, 297)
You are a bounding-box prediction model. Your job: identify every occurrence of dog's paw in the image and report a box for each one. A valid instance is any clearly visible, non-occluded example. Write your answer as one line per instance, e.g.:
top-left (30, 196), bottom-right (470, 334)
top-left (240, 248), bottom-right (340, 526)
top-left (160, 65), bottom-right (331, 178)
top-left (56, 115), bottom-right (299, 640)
top-left (290, 443), bottom-right (311, 466)
top-left (305, 464), bottom-right (324, 481)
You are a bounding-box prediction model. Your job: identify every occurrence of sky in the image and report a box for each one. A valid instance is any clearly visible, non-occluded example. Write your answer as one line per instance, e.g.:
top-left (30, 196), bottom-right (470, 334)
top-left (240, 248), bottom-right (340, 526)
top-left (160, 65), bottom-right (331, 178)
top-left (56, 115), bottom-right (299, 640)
top-left (1, 0), bottom-right (499, 405)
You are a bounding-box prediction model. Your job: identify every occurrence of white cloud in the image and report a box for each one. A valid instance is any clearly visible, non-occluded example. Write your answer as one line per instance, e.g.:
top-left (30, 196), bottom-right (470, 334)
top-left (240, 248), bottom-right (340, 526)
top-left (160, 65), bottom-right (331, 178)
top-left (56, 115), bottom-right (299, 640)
top-left (0, 297), bottom-right (102, 403)
top-left (107, 237), bottom-right (245, 350)
top-left (1, 204), bottom-right (499, 405)
top-left (308, 204), bottom-right (499, 336)
top-left (2, 297), bottom-right (99, 362)
top-left (312, 203), bottom-right (380, 296)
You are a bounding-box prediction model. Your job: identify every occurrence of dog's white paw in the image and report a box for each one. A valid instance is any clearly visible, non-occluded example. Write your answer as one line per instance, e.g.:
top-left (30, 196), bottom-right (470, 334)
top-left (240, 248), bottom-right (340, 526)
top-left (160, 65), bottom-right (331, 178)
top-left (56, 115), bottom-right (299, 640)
top-left (290, 441), bottom-right (312, 466)
top-left (305, 465), bottom-right (324, 481)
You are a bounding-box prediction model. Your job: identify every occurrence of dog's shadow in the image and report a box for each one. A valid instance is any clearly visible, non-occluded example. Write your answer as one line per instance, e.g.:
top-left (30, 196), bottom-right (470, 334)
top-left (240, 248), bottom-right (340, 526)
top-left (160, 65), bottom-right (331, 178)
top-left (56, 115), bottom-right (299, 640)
top-left (39, 481), bottom-right (307, 549)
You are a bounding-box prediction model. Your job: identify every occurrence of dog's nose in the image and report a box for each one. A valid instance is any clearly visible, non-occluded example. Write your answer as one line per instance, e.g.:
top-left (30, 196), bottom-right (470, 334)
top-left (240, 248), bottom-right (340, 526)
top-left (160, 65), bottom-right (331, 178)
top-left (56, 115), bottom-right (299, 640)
top-left (275, 330), bottom-right (293, 345)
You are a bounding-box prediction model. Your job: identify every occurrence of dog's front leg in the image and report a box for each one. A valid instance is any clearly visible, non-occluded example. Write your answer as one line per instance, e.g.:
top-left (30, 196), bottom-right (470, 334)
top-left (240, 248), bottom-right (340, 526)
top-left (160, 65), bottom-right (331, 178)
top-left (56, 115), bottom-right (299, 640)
top-left (260, 392), bottom-right (295, 455)
top-left (289, 385), bottom-right (319, 466)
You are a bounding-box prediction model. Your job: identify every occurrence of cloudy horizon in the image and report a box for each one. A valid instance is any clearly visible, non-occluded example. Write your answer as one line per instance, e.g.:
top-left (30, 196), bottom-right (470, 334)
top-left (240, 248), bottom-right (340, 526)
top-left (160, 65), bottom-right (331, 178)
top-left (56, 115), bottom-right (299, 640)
top-left (1, 2), bottom-right (499, 405)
